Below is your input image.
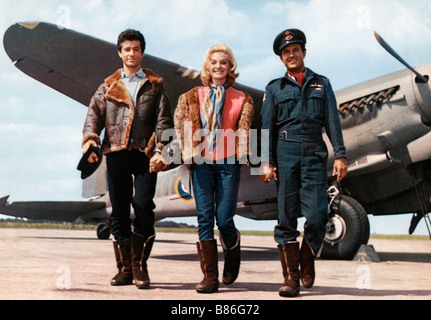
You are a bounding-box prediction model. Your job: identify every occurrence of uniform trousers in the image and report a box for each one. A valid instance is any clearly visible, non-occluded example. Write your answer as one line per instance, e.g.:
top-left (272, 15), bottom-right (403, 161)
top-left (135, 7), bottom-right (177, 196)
top-left (106, 149), bottom-right (157, 242)
top-left (274, 139), bottom-right (329, 253)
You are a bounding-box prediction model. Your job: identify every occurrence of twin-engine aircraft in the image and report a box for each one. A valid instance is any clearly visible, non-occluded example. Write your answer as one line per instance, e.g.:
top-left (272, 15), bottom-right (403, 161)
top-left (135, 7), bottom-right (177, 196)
top-left (2, 22), bottom-right (431, 259)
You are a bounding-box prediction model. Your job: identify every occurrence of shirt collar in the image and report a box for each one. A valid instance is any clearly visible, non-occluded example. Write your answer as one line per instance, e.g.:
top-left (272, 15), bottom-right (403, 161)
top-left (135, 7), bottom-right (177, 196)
top-left (121, 68), bottom-right (146, 79)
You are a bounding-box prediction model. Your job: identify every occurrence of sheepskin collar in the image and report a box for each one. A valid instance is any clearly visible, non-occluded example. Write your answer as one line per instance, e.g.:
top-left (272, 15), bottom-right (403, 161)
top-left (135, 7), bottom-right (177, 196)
top-left (105, 68), bottom-right (163, 87)
top-left (104, 68), bottom-right (163, 107)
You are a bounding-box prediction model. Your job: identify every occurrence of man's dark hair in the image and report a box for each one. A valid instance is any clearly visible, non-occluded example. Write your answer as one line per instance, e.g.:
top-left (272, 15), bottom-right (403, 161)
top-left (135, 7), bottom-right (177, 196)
top-left (117, 29), bottom-right (146, 52)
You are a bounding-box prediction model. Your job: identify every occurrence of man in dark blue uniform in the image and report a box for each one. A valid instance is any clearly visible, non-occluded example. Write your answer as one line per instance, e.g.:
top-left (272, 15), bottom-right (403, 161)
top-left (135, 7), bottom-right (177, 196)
top-left (260, 29), bottom-right (348, 297)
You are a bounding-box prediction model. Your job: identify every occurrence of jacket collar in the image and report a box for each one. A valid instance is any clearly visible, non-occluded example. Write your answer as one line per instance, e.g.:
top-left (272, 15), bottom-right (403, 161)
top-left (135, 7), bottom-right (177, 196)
top-left (284, 67), bottom-right (315, 87)
top-left (105, 68), bottom-right (163, 87)
top-left (104, 68), bottom-right (163, 107)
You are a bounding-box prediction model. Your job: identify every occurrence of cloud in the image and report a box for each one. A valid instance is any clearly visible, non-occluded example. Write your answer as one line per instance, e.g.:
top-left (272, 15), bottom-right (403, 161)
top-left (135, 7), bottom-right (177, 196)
top-left (0, 96), bottom-right (25, 118)
top-left (0, 122), bottom-right (82, 201)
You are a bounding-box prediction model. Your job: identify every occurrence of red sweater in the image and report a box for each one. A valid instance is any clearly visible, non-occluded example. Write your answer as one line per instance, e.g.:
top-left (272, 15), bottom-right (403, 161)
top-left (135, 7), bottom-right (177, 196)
top-left (198, 86), bottom-right (246, 161)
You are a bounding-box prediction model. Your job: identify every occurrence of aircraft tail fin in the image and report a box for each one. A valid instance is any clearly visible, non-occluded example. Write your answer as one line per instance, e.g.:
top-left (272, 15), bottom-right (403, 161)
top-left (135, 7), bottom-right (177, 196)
top-left (82, 157), bottom-right (107, 198)
top-left (0, 195), bottom-right (10, 207)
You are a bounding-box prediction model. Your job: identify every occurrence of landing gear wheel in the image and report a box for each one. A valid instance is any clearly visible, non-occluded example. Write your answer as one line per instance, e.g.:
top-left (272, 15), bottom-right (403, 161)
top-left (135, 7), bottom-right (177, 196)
top-left (97, 223), bottom-right (111, 240)
top-left (320, 195), bottom-right (370, 260)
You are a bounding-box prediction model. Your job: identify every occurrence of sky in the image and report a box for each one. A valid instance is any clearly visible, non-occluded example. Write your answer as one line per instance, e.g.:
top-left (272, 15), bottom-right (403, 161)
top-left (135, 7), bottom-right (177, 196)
top-left (0, 0), bottom-right (430, 235)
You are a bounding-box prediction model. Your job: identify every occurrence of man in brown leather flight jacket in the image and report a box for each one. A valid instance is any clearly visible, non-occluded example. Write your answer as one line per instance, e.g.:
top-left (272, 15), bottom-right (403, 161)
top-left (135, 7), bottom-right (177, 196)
top-left (81, 29), bottom-right (173, 289)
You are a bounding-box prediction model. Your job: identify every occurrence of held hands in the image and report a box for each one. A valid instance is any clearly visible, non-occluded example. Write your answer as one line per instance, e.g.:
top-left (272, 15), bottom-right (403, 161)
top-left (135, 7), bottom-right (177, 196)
top-left (150, 152), bottom-right (168, 173)
top-left (82, 140), bottom-right (99, 164)
top-left (82, 141), bottom-right (168, 173)
top-left (333, 157), bottom-right (348, 182)
top-left (259, 163), bottom-right (278, 183)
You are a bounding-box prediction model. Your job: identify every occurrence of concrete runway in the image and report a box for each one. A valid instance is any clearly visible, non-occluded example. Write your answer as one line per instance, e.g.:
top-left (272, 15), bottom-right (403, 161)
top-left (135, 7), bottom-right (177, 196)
top-left (0, 228), bottom-right (430, 302)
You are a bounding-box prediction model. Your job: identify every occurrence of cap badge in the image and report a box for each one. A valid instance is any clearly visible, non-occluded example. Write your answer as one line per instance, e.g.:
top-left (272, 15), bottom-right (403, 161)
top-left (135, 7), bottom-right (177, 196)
top-left (285, 31), bottom-right (293, 41)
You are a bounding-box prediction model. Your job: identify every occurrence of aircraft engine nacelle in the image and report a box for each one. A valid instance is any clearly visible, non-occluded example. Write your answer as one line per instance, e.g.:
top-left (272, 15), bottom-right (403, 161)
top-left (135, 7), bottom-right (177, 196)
top-left (330, 65), bottom-right (431, 174)
top-left (412, 65), bottom-right (431, 123)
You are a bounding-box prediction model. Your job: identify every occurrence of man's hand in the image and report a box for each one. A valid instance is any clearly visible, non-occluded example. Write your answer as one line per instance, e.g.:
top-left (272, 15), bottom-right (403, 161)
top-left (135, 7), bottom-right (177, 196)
top-left (333, 157), bottom-right (348, 182)
top-left (150, 152), bottom-right (168, 173)
top-left (259, 163), bottom-right (278, 183)
top-left (82, 140), bottom-right (99, 164)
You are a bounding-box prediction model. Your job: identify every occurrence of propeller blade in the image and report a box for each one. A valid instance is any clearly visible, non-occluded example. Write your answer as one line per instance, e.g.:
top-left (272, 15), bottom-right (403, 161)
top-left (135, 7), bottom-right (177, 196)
top-left (374, 31), bottom-right (428, 83)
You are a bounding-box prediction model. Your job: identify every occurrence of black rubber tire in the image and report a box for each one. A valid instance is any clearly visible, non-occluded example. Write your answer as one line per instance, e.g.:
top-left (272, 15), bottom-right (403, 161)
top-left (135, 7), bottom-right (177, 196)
top-left (97, 223), bottom-right (111, 240)
top-left (320, 195), bottom-right (370, 260)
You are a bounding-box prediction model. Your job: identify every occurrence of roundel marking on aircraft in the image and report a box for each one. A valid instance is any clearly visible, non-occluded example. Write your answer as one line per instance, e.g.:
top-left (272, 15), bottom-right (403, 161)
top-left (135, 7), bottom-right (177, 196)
top-left (175, 177), bottom-right (194, 202)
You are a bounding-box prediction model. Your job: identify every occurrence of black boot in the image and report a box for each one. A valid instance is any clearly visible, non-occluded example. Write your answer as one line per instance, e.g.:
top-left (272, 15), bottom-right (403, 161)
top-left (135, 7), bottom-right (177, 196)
top-left (131, 233), bottom-right (155, 289)
top-left (196, 240), bottom-right (219, 293)
top-left (111, 238), bottom-right (133, 286)
top-left (220, 230), bottom-right (241, 285)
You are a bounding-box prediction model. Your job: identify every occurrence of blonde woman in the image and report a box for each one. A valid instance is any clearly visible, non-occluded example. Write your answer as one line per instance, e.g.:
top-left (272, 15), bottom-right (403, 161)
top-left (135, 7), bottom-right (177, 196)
top-left (175, 45), bottom-right (254, 293)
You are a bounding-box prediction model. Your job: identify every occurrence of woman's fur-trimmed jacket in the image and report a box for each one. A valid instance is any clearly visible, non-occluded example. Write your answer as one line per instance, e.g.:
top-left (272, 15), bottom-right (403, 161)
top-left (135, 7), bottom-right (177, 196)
top-left (174, 86), bottom-right (254, 164)
top-left (82, 68), bottom-right (173, 157)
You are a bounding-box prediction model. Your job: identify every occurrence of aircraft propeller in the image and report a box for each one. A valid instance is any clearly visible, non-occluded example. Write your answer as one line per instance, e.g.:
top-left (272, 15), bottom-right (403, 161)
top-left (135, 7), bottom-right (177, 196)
top-left (374, 31), bottom-right (429, 84)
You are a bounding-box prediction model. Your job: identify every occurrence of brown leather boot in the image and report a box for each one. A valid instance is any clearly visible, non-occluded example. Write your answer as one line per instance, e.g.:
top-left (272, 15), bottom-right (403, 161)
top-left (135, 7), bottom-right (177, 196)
top-left (196, 240), bottom-right (219, 293)
top-left (278, 241), bottom-right (300, 297)
top-left (111, 238), bottom-right (133, 286)
top-left (220, 230), bottom-right (241, 285)
top-left (131, 233), bottom-right (155, 289)
top-left (299, 237), bottom-right (316, 288)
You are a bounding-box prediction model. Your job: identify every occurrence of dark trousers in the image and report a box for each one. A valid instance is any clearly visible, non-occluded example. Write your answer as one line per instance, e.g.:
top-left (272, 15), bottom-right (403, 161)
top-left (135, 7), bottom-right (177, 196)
top-left (106, 149), bottom-right (157, 242)
top-left (274, 140), bottom-right (329, 253)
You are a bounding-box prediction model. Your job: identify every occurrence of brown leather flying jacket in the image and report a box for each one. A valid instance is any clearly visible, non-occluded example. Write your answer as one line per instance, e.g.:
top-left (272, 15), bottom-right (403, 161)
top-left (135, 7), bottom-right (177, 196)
top-left (82, 68), bottom-right (173, 157)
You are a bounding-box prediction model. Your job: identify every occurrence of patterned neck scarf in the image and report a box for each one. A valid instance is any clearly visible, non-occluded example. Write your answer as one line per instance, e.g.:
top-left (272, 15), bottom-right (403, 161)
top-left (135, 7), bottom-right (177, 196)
top-left (201, 83), bottom-right (228, 151)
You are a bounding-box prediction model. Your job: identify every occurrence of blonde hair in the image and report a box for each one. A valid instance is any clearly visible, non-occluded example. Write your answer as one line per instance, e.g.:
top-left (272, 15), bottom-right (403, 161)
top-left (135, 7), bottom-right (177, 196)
top-left (200, 44), bottom-right (239, 87)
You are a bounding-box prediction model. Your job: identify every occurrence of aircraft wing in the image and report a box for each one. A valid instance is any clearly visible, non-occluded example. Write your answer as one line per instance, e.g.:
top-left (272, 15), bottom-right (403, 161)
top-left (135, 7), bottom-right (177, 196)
top-left (2, 21), bottom-right (265, 225)
top-left (0, 196), bottom-right (106, 222)
top-left (3, 22), bottom-right (263, 116)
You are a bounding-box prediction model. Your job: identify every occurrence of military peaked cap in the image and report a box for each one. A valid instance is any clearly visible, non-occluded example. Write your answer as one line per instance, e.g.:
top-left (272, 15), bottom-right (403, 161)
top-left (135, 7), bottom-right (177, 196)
top-left (273, 29), bottom-right (306, 55)
top-left (77, 146), bottom-right (102, 180)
